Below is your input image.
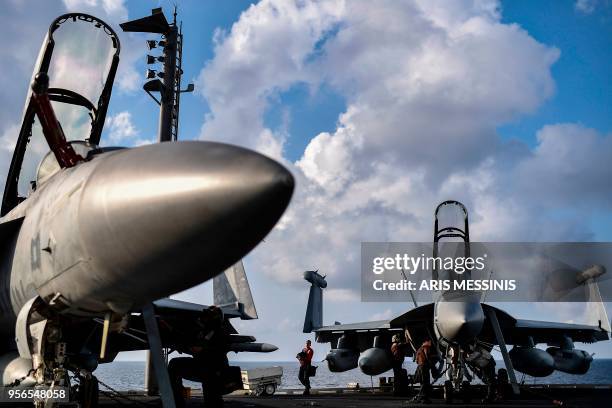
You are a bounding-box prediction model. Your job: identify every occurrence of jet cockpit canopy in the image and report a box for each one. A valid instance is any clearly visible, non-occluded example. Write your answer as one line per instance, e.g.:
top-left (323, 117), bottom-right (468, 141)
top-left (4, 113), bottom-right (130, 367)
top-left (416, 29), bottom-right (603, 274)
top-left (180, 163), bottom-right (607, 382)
top-left (433, 200), bottom-right (471, 282)
top-left (1, 13), bottom-right (120, 215)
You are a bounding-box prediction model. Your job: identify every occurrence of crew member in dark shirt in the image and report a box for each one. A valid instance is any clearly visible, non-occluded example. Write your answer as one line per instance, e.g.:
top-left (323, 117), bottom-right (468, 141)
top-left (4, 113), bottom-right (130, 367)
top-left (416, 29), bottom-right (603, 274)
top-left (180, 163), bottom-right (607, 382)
top-left (167, 306), bottom-right (230, 407)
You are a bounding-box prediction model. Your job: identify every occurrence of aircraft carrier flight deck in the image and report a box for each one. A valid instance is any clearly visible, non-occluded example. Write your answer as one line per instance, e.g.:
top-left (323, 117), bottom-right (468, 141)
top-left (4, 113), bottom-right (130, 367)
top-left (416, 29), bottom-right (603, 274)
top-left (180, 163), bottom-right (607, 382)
top-left (88, 385), bottom-right (612, 408)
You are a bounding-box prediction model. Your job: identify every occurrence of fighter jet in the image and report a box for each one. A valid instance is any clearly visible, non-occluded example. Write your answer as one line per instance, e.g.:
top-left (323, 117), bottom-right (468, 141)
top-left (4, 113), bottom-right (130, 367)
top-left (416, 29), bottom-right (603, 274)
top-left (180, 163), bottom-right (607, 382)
top-left (0, 12), bottom-right (293, 405)
top-left (304, 201), bottom-right (610, 401)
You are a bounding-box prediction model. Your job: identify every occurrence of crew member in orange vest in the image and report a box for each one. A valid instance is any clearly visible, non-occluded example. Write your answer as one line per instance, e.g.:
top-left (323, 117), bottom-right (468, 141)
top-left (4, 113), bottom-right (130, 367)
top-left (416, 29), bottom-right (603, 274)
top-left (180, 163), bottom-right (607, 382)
top-left (413, 338), bottom-right (433, 404)
top-left (390, 334), bottom-right (409, 396)
top-left (297, 340), bottom-right (314, 395)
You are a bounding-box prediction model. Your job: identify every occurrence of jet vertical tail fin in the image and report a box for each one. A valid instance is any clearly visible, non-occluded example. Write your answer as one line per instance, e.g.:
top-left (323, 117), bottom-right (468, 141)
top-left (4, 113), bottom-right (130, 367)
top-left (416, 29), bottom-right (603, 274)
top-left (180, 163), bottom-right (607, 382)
top-left (213, 260), bottom-right (258, 320)
top-left (580, 265), bottom-right (611, 333)
top-left (303, 270), bottom-right (327, 333)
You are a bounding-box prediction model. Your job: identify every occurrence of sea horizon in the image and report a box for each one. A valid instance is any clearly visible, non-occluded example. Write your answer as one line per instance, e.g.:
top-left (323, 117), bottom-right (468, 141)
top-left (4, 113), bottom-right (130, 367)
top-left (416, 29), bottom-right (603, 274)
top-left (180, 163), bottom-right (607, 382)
top-left (94, 359), bottom-right (612, 391)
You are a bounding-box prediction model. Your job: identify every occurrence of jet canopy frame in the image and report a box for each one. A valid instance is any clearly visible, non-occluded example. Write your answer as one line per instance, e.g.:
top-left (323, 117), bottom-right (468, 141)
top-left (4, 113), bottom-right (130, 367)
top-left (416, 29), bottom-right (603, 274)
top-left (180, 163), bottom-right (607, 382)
top-left (1, 13), bottom-right (121, 216)
top-left (433, 200), bottom-right (470, 243)
top-left (432, 200), bottom-right (471, 281)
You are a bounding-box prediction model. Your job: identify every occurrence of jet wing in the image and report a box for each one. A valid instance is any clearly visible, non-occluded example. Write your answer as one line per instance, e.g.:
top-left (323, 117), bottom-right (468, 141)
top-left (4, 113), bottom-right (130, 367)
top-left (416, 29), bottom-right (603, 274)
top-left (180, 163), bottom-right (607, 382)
top-left (153, 298), bottom-right (208, 313)
top-left (314, 307), bottom-right (431, 351)
top-left (480, 304), bottom-right (609, 346)
top-left (316, 320), bottom-right (393, 333)
top-left (312, 303), bottom-right (436, 354)
top-left (506, 318), bottom-right (609, 345)
top-left (98, 298), bottom-right (277, 361)
top-left (149, 299), bottom-right (277, 352)
top-left (94, 298), bottom-right (239, 359)
top-left (153, 297), bottom-right (246, 320)
top-left (313, 320), bottom-right (402, 352)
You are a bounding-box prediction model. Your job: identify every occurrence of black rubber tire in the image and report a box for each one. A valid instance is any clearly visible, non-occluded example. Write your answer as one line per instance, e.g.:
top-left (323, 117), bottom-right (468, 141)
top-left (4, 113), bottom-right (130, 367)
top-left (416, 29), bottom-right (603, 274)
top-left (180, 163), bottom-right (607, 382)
top-left (264, 383), bottom-right (276, 396)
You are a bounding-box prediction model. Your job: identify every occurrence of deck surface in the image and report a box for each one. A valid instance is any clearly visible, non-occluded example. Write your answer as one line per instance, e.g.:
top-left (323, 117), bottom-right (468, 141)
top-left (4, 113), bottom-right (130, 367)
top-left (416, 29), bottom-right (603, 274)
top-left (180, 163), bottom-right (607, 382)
top-left (92, 385), bottom-right (611, 408)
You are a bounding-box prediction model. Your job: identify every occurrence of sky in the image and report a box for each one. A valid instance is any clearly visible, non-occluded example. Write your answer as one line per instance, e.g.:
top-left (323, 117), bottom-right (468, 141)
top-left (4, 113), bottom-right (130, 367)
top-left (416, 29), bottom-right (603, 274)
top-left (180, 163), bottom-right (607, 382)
top-left (0, 0), bottom-right (611, 364)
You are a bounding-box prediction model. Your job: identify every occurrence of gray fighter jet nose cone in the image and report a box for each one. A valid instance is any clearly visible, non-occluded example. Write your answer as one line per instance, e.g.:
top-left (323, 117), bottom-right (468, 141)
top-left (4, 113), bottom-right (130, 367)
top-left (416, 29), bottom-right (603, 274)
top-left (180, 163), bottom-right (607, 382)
top-left (74, 141), bottom-right (294, 312)
top-left (435, 299), bottom-right (484, 344)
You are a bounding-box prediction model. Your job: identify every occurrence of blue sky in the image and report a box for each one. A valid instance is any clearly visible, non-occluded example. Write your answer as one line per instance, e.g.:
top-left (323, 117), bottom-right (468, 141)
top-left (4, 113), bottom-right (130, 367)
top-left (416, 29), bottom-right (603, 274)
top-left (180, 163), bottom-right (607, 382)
top-left (105, 0), bottom-right (350, 162)
top-left (498, 0), bottom-right (612, 145)
top-left (110, 1), bottom-right (612, 158)
top-left (104, 0), bottom-right (255, 143)
top-left (0, 0), bottom-right (610, 366)
top-left (499, 0), bottom-right (612, 240)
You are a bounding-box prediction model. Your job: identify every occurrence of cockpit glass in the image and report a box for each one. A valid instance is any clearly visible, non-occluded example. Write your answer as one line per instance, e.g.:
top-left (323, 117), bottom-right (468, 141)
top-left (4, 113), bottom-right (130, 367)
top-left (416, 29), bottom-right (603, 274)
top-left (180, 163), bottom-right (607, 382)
top-left (48, 16), bottom-right (115, 107)
top-left (436, 203), bottom-right (469, 281)
top-left (17, 15), bottom-right (117, 197)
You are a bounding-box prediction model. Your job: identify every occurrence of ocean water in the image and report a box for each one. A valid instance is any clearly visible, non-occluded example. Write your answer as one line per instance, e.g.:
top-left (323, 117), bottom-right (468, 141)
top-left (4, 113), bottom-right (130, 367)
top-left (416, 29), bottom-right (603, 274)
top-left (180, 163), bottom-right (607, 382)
top-left (94, 359), bottom-right (612, 391)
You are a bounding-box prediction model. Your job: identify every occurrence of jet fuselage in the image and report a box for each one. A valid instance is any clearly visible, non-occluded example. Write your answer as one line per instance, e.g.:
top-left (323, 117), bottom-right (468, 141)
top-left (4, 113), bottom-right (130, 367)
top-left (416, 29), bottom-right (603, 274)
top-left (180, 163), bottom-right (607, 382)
top-left (0, 141), bottom-right (294, 337)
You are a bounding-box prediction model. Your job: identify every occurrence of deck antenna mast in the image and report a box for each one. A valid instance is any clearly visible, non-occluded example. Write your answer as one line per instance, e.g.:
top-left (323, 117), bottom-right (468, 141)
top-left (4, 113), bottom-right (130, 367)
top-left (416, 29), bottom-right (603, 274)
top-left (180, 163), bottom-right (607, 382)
top-left (119, 7), bottom-right (195, 405)
top-left (120, 6), bottom-right (194, 143)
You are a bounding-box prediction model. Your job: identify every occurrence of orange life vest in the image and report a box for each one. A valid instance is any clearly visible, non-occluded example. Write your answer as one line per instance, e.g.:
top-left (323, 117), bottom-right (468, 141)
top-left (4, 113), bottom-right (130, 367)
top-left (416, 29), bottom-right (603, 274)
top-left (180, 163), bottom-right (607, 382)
top-left (415, 344), bottom-right (430, 366)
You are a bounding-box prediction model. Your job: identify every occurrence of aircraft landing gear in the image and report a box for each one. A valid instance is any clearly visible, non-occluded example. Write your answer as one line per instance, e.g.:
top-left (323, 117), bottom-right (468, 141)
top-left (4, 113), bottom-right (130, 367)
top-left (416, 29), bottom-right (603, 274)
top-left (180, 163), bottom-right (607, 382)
top-left (443, 355), bottom-right (472, 405)
top-left (444, 378), bottom-right (472, 404)
top-left (443, 380), bottom-right (453, 404)
top-left (76, 372), bottom-right (99, 408)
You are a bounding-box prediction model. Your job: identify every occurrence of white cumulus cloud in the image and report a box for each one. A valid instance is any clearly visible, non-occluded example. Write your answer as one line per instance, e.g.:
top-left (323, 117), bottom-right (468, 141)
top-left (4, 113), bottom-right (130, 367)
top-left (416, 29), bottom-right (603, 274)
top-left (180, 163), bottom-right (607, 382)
top-left (197, 0), bottom-right (346, 158)
top-left (575, 0), bottom-right (598, 14)
top-left (105, 111), bottom-right (138, 142)
top-left (197, 0), bottom-right (584, 294)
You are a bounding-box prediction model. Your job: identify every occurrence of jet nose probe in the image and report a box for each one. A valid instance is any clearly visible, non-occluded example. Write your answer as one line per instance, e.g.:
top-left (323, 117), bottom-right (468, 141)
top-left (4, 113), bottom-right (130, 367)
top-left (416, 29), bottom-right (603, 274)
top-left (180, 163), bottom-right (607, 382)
top-left (36, 141), bottom-right (294, 313)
